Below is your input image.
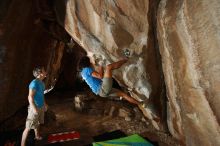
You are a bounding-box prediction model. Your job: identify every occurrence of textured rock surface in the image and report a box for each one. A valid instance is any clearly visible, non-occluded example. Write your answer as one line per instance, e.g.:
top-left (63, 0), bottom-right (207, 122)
top-left (0, 0), bottom-right (65, 123)
top-left (55, 0), bottom-right (164, 129)
top-left (1, 0), bottom-right (220, 145)
top-left (157, 0), bottom-right (220, 145)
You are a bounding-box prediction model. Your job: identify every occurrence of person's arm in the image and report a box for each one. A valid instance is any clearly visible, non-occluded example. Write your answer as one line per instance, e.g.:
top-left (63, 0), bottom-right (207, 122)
top-left (28, 89), bottom-right (38, 114)
top-left (43, 86), bottom-right (54, 94)
top-left (43, 100), bottom-right (48, 112)
top-left (43, 85), bottom-right (49, 111)
top-left (91, 66), bottom-right (103, 79)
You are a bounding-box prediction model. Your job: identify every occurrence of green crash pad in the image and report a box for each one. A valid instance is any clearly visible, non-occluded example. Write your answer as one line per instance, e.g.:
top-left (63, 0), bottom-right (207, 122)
top-left (93, 134), bottom-right (153, 146)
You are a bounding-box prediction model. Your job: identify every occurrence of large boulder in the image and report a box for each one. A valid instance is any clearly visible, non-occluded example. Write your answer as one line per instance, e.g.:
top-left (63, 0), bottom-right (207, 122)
top-left (54, 0), bottom-right (164, 130)
top-left (157, 0), bottom-right (220, 145)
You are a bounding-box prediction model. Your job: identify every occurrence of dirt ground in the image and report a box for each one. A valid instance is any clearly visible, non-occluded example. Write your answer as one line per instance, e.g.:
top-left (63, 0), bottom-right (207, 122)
top-left (34, 91), bottom-right (181, 146)
top-left (0, 90), bottom-right (181, 146)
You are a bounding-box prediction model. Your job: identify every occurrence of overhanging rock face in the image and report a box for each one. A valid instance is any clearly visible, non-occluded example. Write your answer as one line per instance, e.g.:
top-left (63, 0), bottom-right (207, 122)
top-left (157, 0), bottom-right (220, 145)
top-left (55, 0), bottom-right (164, 130)
top-left (1, 0), bottom-right (219, 145)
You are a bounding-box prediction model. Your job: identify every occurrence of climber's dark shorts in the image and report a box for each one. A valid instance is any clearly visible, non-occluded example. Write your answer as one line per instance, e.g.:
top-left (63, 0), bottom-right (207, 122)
top-left (98, 77), bottom-right (118, 97)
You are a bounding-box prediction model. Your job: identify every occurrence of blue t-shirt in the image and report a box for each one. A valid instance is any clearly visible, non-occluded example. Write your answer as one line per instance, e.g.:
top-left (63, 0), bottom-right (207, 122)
top-left (81, 67), bottom-right (102, 95)
top-left (29, 79), bottom-right (45, 108)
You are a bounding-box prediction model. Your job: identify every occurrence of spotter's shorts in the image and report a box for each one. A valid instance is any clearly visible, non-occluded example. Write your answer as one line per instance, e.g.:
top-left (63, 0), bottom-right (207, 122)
top-left (25, 106), bottom-right (44, 129)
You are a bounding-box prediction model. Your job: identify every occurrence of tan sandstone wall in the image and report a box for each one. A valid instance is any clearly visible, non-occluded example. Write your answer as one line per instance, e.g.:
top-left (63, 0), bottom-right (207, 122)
top-left (54, 0), bottom-right (164, 130)
top-left (157, 0), bottom-right (220, 145)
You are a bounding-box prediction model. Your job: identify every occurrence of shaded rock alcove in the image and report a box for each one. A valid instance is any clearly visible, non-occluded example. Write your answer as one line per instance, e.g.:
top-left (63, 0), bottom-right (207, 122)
top-left (0, 0), bottom-right (67, 124)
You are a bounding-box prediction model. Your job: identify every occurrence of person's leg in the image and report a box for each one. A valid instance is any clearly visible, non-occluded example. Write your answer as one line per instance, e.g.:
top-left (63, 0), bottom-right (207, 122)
top-left (114, 89), bottom-right (140, 105)
top-left (22, 106), bottom-right (34, 146)
top-left (100, 59), bottom-right (139, 105)
top-left (34, 108), bottom-right (44, 140)
top-left (104, 59), bottom-right (128, 78)
top-left (39, 107), bottom-right (45, 125)
top-left (34, 127), bottom-right (42, 140)
top-left (21, 128), bottom-right (30, 146)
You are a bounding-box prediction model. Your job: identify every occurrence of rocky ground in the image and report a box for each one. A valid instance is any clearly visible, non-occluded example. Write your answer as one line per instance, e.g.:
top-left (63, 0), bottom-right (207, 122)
top-left (1, 90), bottom-right (181, 146)
top-left (36, 90), bottom-right (181, 146)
